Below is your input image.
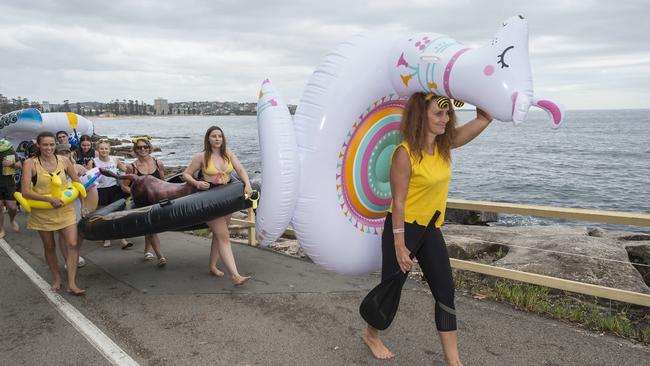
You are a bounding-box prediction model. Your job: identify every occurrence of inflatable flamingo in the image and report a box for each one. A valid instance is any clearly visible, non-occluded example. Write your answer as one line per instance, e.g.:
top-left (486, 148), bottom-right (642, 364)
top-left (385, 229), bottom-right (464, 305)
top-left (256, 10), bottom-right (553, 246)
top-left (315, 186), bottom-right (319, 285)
top-left (257, 15), bottom-right (565, 274)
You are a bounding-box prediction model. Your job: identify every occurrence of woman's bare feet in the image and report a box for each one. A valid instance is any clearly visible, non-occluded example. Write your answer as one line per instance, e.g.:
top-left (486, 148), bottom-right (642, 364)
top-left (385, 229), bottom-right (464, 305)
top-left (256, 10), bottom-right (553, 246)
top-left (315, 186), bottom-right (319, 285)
top-left (232, 274), bottom-right (250, 286)
top-left (11, 220), bottom-right (19, 232)
top-left (51, 278), bottom-right (62, 291)
top-left (67, 287), bottom-right (86, 296)
top-left (209, 267), bottom-right (225, 277)
top-left (363, 330), bottom-right (395, 360)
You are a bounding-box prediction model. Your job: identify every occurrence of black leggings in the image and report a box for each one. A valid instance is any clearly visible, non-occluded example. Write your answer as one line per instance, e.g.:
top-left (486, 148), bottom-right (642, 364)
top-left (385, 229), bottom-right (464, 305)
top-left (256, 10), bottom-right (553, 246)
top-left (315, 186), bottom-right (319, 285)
top-left (382, 213), bottom-right (457, 331)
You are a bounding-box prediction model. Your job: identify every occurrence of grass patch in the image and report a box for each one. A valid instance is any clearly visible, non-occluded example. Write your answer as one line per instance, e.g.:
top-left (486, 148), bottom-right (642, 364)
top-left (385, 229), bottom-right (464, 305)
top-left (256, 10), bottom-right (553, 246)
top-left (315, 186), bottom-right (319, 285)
top-left (447, 270), bottom-right (650, 345)
top-left (495, 246), bottom-right (507, 260)
top-left (643, 327), bottom-right (650, 343)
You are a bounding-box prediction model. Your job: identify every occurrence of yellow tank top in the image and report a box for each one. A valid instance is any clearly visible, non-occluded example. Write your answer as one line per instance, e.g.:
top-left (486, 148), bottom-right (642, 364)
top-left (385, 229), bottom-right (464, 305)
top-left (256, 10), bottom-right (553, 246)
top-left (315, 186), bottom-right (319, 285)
top-left (388, 142), bottom-right (451, 228)
top-left (201, 153), bottom-right (234, 185)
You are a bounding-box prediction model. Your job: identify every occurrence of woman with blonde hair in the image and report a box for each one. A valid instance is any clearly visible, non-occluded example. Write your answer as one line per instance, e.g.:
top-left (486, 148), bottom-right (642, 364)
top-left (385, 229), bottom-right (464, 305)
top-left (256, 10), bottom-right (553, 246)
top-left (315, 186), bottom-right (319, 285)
top-left (88, 139), bottom-right (132, 249)
top-left (124, 136), bottom-right (167, 266)
top-left (362, 93), bottom-right (492, 365)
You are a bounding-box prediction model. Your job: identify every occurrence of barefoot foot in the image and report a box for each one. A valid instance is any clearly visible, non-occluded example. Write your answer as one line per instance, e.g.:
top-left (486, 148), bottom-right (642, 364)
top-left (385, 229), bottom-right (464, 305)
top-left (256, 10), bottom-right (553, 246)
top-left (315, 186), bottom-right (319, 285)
top-left (51, 279), bottom-right (62, 291)
top-left (11, 220), bottom-right (19, 232)
top-left (362, 333), bottom-right (395, 360)
top-left (232, 275), bottom-right (250, 286)
top-left (66, 287), bottom-right (86, 296)
top-left (0, 230), bottom-right (5, 239)
top-left (209, 267), bottom-right (225, 277)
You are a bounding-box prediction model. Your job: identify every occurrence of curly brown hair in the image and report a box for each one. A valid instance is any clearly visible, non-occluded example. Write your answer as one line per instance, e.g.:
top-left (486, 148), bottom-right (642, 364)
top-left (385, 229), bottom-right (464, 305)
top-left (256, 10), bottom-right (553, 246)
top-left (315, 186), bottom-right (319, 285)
top-left (399, 92), bottom-right (457, 163)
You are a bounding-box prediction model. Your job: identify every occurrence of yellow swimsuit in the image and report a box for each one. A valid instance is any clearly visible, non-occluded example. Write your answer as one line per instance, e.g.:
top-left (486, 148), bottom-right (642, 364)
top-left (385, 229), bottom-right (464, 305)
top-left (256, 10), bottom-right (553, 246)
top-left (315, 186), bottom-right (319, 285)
top-left (202, 154), bottom-right (233, 185)
top-left (27, 157), bottom-right (77, 231)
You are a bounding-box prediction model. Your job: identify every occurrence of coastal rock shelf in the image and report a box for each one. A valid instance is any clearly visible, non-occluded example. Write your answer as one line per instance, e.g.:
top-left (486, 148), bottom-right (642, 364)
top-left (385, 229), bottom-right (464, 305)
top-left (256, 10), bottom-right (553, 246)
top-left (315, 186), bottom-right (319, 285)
top-left (261, 224), bottom-right (650, 294)
top-left (443, 224), bottom-right (650, 294)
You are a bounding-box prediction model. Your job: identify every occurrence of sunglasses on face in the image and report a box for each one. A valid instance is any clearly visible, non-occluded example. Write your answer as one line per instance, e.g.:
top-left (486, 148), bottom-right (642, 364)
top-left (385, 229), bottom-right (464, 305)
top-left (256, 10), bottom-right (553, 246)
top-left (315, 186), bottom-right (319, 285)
top-left (136, 145), bottom-right (149, 150)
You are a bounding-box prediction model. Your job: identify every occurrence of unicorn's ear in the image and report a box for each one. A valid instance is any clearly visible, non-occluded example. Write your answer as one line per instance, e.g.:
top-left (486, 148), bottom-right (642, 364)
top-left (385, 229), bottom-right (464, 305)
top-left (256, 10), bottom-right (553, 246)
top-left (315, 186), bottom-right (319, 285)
top-left (532, 97), bottom-right (565, 129)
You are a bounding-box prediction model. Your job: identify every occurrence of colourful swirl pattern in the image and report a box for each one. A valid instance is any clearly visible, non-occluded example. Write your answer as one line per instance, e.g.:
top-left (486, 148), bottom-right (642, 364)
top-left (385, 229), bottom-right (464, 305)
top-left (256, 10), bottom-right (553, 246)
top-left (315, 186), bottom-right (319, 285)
top-left (336, 95), bottom-right (407, 234)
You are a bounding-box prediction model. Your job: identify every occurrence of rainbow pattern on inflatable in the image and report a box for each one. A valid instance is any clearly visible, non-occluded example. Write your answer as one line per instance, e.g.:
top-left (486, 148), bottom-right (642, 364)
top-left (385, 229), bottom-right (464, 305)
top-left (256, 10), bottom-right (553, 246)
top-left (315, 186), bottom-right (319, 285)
top-left (336, 95), bottom-right (407, 234)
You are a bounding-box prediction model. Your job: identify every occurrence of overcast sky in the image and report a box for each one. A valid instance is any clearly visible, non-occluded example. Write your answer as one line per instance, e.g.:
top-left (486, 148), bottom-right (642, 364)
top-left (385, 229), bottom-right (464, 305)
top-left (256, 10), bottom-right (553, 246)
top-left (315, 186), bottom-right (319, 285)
top-left (1, 0), bottom-right (648, 109)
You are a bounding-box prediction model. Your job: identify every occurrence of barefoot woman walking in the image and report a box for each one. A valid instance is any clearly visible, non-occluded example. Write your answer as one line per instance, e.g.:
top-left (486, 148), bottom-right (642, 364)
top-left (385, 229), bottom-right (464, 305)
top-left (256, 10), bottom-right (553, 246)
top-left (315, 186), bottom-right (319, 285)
top-left (21, 132), bottom-right (86, 295)
top-left (183, 126), bottom-right (253, 286)
top-left (362, 93), bottom-right (492, 364)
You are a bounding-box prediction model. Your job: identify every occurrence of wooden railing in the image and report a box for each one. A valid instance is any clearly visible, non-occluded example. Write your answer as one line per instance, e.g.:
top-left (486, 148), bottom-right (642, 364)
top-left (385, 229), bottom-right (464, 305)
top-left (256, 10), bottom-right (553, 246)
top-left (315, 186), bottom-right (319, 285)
top-left (230, 208), bottom-right (257, 246)
top-left (231, 200), bottom-right (650, 307)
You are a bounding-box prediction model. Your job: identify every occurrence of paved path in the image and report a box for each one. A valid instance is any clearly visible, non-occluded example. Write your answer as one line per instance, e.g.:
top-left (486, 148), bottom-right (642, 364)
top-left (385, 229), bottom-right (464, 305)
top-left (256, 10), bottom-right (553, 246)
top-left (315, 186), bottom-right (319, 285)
top-left (1, 214), bottom-right (648, 365)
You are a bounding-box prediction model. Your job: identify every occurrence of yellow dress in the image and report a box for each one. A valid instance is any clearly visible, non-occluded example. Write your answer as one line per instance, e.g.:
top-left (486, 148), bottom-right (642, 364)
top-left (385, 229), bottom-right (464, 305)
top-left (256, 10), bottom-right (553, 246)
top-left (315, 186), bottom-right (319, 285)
top-left (27, 157), bottom-right (77, 231)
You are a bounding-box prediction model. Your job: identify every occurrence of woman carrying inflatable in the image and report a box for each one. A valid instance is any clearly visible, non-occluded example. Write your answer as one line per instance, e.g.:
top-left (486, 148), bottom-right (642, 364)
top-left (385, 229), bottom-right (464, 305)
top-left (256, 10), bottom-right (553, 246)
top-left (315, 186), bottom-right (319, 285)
top-left (362, 93), bottom-right (492, 364)
top-left (20, 132), bottom-right (86, 295)
top-left (182, 126), bottom-right (252, 286)
top-left (124, 136), bottom-right (167, 266)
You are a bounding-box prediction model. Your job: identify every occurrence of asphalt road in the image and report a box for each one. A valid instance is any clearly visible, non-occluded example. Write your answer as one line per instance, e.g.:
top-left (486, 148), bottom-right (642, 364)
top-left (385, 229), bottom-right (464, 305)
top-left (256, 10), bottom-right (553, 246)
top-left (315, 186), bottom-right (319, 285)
top-left (1, 213), bottom-right (648, 365)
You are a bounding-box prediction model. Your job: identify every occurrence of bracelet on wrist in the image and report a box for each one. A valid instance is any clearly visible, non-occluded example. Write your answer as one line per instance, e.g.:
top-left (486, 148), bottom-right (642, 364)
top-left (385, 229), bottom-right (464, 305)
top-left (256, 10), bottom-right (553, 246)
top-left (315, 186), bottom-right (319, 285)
top-left (392, 228), bottom-right (405, 234)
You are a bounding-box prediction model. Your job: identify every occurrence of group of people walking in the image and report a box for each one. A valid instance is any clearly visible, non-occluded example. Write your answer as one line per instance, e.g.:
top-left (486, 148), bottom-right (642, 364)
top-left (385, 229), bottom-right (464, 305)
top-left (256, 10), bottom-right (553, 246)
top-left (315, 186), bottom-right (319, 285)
top-left (2, 92), bottom-right (492, 365)
top-left (2, 126), bottom-right (253, 296)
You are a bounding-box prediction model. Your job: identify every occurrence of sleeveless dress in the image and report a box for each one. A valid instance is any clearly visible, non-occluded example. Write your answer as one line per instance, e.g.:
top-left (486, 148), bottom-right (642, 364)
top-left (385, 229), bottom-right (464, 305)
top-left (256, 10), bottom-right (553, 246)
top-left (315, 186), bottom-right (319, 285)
top-left (27, 157), bottom-right (77, 231)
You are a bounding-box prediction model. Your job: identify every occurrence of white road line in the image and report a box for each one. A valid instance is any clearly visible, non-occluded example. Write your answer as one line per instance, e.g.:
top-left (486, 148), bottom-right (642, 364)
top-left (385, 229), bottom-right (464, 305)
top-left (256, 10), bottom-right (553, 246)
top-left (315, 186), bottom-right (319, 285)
top-left (0, 238), bottom-right (139, 366)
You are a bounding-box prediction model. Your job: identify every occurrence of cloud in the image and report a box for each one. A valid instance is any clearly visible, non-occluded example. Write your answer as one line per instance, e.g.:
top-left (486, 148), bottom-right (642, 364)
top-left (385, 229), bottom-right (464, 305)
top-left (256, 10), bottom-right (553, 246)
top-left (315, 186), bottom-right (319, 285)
top-left (0, 0), bottom-right (648, 108)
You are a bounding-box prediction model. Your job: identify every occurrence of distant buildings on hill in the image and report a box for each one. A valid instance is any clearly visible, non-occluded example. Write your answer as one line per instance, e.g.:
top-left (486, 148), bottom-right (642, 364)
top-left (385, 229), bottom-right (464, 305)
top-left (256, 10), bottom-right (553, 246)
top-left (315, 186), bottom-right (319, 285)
top-left (155, 99), bottom-right (297, 116)
top-left (0, 94), bottom-right (296, 116)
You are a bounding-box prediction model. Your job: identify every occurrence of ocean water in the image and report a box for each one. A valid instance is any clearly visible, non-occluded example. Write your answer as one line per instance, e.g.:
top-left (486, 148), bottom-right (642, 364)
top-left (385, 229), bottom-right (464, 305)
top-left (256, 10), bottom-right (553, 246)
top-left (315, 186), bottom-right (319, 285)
top-left (91, 109), bottom-right (650, 229)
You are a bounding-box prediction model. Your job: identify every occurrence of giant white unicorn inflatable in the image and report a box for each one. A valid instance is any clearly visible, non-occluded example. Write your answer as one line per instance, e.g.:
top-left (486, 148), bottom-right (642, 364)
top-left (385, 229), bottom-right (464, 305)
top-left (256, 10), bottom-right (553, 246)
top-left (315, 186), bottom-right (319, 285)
top-left (256, 15), bottom-right (565, 275)
top-left (0, 108), bottom-right (94, 148)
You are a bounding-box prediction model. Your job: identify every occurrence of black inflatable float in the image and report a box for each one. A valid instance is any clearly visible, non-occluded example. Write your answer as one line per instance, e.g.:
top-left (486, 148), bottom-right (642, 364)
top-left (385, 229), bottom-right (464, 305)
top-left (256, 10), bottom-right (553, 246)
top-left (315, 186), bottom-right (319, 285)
top-left (79, 181), bottom-right (259, 240)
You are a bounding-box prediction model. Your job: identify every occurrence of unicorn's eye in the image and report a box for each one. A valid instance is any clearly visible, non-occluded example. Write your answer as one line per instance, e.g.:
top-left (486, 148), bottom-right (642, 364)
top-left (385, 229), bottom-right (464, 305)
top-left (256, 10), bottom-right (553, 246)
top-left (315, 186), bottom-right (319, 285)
top-left (497, 45), bottom-right (514, 69)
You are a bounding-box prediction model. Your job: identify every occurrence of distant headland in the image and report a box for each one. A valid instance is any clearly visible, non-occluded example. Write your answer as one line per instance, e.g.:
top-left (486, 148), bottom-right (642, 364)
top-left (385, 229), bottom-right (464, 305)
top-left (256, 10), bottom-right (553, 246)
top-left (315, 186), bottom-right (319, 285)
top-left (0, 94), bottom-right (297, 117)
